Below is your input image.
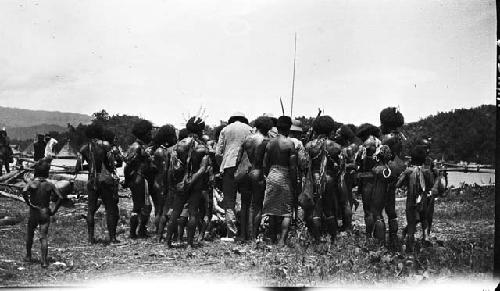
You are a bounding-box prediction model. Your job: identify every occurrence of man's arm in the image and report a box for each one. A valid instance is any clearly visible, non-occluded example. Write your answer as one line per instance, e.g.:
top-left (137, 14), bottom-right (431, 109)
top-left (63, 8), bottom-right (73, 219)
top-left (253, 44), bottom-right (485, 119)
top-left (49, 184), bottom-right (63, 216)
top-left (289, 144), bottom-right (298, 192)
top-left (215, 129), bottom-right (226, 167)
top-left (113, 147), bottom-right (124, 168)
top-left (235, 139), bottom-right (246, 167)
top-left (263, 142), bottom-right (271, 177)
top-left (186, 154), bottom-right (210, 188)
top-left (22, 185), bottom-right (30, 206)
top-left (395, 169), bottom-right (409, 189)
top-left (74, 146), bottom-right (89, 175)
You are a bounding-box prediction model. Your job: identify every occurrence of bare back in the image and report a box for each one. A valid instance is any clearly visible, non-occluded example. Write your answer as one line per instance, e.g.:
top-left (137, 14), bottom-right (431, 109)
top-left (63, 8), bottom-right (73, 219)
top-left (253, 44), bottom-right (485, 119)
top-left (243, 133), bottom-right (268, 170)
top-left (306, 137), bottom-right (342, 173)
top-left (265, 135), bottom-right (296, 169)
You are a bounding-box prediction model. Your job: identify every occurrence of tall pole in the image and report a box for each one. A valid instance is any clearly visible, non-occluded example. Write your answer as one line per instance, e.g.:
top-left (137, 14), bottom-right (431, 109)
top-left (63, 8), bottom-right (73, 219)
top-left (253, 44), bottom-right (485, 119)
top-left (290, 32), bottom-right (297, 118)
top-left (494, 1), bottom-right (500, 277)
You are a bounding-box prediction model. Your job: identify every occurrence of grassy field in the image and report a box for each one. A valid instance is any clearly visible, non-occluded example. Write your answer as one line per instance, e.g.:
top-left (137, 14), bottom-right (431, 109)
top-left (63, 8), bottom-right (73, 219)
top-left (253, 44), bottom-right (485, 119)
top-left (0, 185), bottom-right (495, 287)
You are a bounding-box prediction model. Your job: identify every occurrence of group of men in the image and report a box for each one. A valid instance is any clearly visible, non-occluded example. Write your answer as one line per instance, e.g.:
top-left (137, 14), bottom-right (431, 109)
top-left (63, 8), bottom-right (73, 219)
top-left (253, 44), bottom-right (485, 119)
top-left (23, 107), bottom-right (445, 267)
top-left (33, 133), bottom-right (59, 161)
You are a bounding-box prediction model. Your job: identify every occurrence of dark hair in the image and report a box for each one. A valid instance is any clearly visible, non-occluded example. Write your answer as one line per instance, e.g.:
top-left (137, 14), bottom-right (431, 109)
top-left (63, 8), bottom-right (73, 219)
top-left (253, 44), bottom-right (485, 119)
top-left (380, 107), bottom-right (404, 133)
top-left (346, 124), bottom-right (357, 135)
top-left (338, 124), bottom-right (355, 140)
top-left (356, 123), bottom-right (381, 141)
top-left (153, 124), bottom-right (178, 146)
top-left (313, 116), bottom-right (335, 135)
top-left (270, 117), bottom-right (278, 127)
top-left (335, 124), bottom-right (355, 146)
top-left (178, 128), bottom-right (189, 140)
top-left (34, 158), bottom-right (51, 178)
top-left (277, 116), bottom-right (292, 133)
top-left (84, 123), bottom-right (104, 139)
top-left (228, 116), bottom-right (248, 124)
top-left (410, 145), bottom-right (427, 165)
top-left (186, 117), bottom-right (205, 135)
top-left (132, 120), bottom-right (153, 141)
top-left (102, 129), bottom-right (116, 143)
top-left (253, 116), bottom-right (274, 135)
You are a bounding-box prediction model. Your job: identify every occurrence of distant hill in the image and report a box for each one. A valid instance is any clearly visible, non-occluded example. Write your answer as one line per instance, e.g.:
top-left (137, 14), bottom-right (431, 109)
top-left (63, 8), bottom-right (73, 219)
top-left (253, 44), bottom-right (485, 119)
top-left (8, 124), bottom-right (68, 141)
top-left (0, 106), bottom-right (91, 128)
top-left (402, 104), bottom-right (495, 165)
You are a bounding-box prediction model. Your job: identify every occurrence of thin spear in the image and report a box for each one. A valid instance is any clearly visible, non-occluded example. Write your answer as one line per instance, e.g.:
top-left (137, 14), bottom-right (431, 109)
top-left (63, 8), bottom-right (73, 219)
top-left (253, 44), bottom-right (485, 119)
top-left (290, 32), bottom-right (297, 117)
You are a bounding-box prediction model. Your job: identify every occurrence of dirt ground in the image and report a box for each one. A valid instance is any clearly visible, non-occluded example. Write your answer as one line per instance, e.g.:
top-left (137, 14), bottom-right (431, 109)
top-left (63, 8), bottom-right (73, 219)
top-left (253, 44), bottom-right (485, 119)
top-left (0, 185), bottom-right (495, 287)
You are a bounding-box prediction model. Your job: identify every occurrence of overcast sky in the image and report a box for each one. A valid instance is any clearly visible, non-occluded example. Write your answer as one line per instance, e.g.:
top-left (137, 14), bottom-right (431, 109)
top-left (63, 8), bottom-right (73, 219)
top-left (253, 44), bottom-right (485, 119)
top-left (0, 0), bottom-right (495, 128)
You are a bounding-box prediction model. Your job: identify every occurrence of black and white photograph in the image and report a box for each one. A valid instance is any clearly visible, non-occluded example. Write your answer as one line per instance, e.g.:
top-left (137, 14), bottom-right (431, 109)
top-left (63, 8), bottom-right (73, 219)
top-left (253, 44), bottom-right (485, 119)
top-left (0, 0), bottom-right (497, 289)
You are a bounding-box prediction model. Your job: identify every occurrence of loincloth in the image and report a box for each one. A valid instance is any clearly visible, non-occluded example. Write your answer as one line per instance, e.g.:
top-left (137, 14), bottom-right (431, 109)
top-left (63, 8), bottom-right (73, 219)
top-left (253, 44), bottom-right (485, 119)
top-left (262, 165), bottom-right (293, 217)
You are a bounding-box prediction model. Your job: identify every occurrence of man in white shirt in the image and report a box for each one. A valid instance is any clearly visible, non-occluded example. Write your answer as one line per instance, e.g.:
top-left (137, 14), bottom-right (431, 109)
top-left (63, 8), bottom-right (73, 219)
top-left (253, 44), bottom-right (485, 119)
top-left (215, 112), bottom-right (252, 238)
top-left (44, 134), bottom-right (58, 158)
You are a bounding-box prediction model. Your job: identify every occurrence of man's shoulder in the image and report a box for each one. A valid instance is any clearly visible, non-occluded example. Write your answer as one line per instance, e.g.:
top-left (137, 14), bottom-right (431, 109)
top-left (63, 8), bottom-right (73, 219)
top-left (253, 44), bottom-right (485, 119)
top-left (327, 140), bottom-right (342, 150)
top-left (127, 141), bottom-right (141, 150)
top-left (304, 139), bottom-right (314, 149)
top-left (154, 146), bottom-right (167, 157)
top-left (79, 144), bottom-right (89, 153)
top-left (247, 132), bottom-right (263, 141)
top-left (178, 137), bottom-right (193, 146)
top-left (227, 122), bottom-right (251, 132)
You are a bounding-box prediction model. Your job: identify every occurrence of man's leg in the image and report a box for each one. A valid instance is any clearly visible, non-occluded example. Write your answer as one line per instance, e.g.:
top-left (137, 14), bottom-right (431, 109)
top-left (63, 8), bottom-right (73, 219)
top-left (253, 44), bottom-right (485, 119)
top-left (39, 221), bottom-right (50, 268)
top-left (371, 180), bottom-right (387, 243)
top-left (222, 167), bottom-right (237, 238)
top-left (361, 179), bottom-right (375, 238)
top-left (138, 178), bottom-right (152, 238)
top-left (187, 188), bottom-right (202, 247)
top-left (198, 189), bottom-right (212, 241)
top-left (150, 180), bottom-right (163, 233)
top-left (238, 181), bottom-right (252, 241)
top-left (268, 216), bottom-right (278, 243)
top-left (339, 174), bottom-right (353, 231)
top-left (250, 178), bottom-right (265, 239)
top-left (101, 184), bottom-right (120, 243)
top-left (278, 216), bottom-right (291, 246)
top-left (25, 212), bottom-right (36, 262)
top-left (38, 209), bottom-right (50, 268)
top-left (405, 203), bottom-right (417, 252)
top-left (323, 176), bottom-right (338, 243)
top-left (385, 182), bottom-right (399, 250)
top-left (310, 200), bottom-right (322, 243)
top-left (86, 182), bottom-right (99, 244)
top-left (129, 175), bottom-right (146, 239)
top-left (164, 192), bottom-right (186, 247)
top-left (157, 192), bottom-right (172, 242)
top-left (178, 216), bottom-right (187, 242)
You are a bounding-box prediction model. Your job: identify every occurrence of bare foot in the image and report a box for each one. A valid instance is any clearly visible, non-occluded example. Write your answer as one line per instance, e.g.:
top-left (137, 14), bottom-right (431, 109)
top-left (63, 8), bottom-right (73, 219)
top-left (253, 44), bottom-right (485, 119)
top-left (110, 238), bottom-right (121, 244)
top-left (23, 256), bottom-right (33, 263)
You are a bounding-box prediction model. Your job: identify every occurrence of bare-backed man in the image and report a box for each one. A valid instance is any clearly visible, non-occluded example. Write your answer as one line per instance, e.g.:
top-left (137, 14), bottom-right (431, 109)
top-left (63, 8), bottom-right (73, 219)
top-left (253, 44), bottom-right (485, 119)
top-left (304, 116), bottom-right (342, 244)
top-left (237, 116), bottom-right (274, 240)
top-left (162, 117), bottom-right (210, 248)
top-left (75, 124), bottom-right (121, 244)
top-left (124, 120), bottom-right (154, 239)
top-left (262, 116), bottom-right (297, 246)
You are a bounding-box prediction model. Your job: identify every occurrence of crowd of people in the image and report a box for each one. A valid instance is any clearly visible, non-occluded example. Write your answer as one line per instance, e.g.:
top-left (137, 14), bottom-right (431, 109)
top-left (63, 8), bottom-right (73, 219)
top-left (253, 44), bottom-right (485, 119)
top-left (22, 107), bottom-right (447, 268)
